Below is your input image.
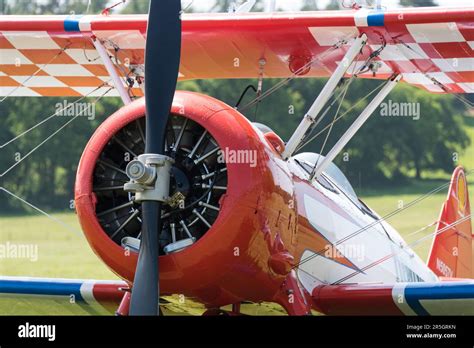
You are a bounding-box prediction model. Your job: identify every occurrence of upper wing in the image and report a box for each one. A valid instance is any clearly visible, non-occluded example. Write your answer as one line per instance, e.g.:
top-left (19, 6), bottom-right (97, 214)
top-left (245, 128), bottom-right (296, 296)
top-left (312, 280), bottom-right (474, 315)
top-left (0, 7), bottom-right (473, 97)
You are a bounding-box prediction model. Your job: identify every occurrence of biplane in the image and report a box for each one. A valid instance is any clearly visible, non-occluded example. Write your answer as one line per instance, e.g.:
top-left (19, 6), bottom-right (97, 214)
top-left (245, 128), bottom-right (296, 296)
top-left (0, 1), bottom-right (473, 316)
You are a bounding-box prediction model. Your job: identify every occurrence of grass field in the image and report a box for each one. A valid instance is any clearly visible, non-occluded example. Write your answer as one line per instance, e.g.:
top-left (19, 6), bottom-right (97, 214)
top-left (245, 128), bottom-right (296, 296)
top-left (1, 119), bottom-right (473, 315)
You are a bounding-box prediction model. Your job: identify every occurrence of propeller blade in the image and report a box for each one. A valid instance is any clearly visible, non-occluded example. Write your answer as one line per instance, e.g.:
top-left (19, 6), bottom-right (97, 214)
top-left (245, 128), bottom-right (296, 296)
top-left (129, 0), bottom-right (182, 316)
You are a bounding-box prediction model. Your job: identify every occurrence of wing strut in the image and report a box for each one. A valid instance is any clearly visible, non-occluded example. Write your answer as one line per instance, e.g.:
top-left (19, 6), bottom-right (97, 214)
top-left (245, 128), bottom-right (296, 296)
top-left (92, 38), bottom-right (132, 105)
top-left (282, 34), bottom-right (367, 160)
top-left (311, 74), bottom-right (401, 180)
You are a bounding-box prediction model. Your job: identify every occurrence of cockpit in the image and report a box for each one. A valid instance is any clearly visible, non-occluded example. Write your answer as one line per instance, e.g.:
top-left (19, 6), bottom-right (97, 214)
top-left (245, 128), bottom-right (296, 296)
top-left (291, 152), bottom-right (376, 218)
top-left (293, 153), bottom-right (357, 200)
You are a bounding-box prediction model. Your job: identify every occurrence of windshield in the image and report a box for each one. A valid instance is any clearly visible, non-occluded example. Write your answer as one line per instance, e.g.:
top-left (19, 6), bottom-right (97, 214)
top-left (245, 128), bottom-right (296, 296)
top-left (293, 153), bottom-right (358, 202)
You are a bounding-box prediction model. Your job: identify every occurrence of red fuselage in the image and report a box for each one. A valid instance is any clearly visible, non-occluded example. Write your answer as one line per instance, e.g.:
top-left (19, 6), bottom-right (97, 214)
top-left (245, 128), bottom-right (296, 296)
top-left (74, 91), bottom-right (435, 314)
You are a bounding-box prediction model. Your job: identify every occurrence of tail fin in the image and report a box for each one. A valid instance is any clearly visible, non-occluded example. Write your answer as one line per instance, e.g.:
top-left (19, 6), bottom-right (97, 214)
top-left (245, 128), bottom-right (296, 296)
top-left (428, 166), bottom-right (472, 279)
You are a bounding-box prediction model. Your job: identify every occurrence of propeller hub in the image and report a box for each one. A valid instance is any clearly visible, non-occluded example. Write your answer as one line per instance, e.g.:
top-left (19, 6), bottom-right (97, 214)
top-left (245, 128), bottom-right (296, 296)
top-left (124, 154), bottom-right (174, 203)
top-left (126, 159), bottom-right (153, 183)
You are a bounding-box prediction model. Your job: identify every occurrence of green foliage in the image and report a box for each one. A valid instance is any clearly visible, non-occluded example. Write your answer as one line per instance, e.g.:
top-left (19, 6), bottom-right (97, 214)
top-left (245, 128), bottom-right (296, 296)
top-left (399, 0), bottom-right (437, 7)
top-left (211, 0), bottom-right (235, 12)
top-left (302, 0), bottom-right (319, 11)
top-left (121, 0), bottom-right (150, 14)
top-left (325, 0), bottom-right (341, 10)
top-left (0, 97), bottom-right (122, 213)
top-left (1, 0), bottom-right (108, 15)
top-left (331, 83), bottom-right (471, 184)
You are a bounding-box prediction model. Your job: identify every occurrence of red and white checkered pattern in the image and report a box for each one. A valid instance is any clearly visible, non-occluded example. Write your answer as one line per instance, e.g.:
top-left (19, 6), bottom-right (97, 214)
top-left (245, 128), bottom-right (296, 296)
top-left (0, 7), bottom-right (473, 97)
top-left (0, 30), bottom-right (142, 97)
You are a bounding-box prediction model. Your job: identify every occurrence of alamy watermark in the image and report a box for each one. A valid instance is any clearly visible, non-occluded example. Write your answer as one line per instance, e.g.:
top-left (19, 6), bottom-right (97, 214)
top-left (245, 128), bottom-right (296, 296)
top-left (217, 147), bottom-right (257, 168)
top-left (18, 322), bottom-right (55, 342)
top-left (0, 242), bottom-right (38, 262)
top-left (55, 100), bottom-right (96, 120)
top-left (379, 100), bottom-right (420, 120)
top-left (324, 243), bottom-right (366, 262)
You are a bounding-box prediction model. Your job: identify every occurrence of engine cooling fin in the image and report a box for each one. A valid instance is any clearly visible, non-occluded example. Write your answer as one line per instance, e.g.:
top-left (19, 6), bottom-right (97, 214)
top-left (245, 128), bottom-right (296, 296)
top-left (92, 114), bottom-right (228, 254)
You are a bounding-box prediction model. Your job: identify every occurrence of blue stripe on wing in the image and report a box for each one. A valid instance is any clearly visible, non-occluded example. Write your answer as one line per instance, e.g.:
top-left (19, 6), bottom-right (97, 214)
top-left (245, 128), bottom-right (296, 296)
top-left (64, 15), bottom-right (83, 32)
top-left (404, 282), bottom-right (474, 315)
top-left (367, 12), bottom-right (384, 26)
top-left (0, 278), bottom-right (84, 301)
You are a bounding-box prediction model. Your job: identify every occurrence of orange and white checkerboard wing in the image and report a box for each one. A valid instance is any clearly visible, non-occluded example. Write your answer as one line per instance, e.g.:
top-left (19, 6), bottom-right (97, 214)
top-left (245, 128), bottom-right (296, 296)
top-left (0, 7), bottom-right (473, 97)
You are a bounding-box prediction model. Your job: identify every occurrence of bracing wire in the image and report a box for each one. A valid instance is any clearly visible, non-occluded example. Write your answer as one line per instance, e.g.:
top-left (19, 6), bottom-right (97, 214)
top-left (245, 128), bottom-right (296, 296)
top-left (331, 214), bottom-right (471, 284)
top-left (292, 169), bottom-right (474, 271)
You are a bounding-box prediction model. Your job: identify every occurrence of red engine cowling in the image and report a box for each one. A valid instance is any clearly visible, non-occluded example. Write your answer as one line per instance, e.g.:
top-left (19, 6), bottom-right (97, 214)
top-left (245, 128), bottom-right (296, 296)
top-left (75, 91), bottom-right (296, 306)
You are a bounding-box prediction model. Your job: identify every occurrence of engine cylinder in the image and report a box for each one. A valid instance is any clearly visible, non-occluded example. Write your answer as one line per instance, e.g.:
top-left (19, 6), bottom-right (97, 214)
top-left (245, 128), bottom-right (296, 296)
top-left (75, 91), bottom-right (269, 287)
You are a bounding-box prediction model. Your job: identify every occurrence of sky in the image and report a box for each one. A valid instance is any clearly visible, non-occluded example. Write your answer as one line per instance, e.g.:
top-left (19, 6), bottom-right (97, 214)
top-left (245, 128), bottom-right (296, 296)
top-left (191, 0), bottom-right (474, 11)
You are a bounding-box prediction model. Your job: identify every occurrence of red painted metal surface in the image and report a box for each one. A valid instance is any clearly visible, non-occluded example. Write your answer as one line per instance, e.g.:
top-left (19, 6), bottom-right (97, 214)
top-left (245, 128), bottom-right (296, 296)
top-left (116, 291), bottom-right (131, 316)
top-left (427, 166), bottom-right (472, 278)
top-left (312, 284), bottom-right (404, 315)
top-left (75, 91), bottom-right (307, 311)
top-left (92, 283), bottom-right (125, 305)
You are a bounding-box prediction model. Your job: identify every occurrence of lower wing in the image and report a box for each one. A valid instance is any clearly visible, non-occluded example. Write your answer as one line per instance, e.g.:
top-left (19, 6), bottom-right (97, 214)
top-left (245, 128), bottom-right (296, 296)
top-left (0, 276), bottom-right (126, 315)
top-left (2, 276), bottom-right (473, 315)
top-left (0, 276), bottom-right (212, 316)
top-left (312, 280), bottom-right (474, 315)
